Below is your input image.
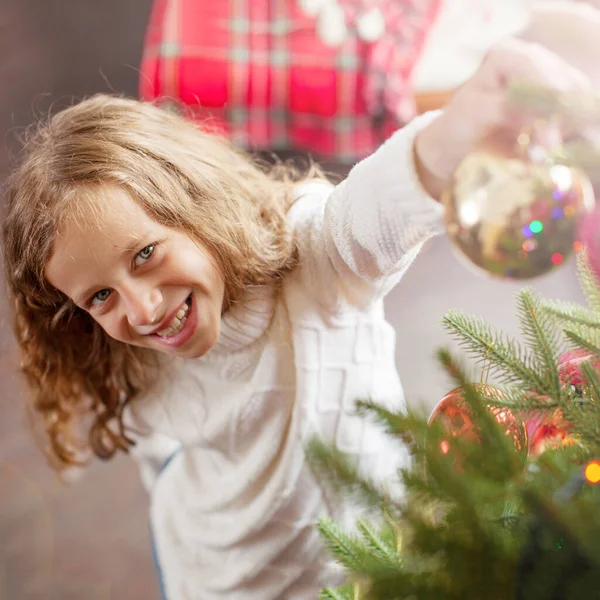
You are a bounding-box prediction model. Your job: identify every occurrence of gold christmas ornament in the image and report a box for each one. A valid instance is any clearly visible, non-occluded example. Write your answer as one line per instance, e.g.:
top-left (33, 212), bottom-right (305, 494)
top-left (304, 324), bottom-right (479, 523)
top-left (442, 121), bottom-right (595, 280)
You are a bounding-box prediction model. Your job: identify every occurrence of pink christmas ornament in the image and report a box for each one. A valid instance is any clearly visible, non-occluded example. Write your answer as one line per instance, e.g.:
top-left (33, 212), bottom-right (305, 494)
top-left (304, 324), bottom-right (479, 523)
top-left (558, 349), bottom-right (600, 387)
top-left (577, 202), bottom-right (600, 281)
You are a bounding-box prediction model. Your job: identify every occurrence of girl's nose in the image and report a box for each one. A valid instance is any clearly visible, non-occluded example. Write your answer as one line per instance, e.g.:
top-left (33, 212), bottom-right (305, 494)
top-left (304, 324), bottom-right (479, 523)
top-left (123, 285), bottom-right (163, 329)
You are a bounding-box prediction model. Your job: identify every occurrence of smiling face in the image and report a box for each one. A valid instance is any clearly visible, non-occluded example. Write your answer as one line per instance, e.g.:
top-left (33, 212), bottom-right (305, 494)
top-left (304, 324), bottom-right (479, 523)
top-left (45, 186), bottom-right (225, 359)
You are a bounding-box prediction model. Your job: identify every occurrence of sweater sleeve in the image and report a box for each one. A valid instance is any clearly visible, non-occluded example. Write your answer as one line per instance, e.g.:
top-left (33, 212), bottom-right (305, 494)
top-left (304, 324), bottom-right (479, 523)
top-left (289, 111), bottom-right (445, 311)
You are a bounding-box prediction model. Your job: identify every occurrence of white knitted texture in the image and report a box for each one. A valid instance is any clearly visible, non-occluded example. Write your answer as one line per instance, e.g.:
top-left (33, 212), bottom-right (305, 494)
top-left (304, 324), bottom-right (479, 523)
top-left (125, 111), bottom-right (445, 599)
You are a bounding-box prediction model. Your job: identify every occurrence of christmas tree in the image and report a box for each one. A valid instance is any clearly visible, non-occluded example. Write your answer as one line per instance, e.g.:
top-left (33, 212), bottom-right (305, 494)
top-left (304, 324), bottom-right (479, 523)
top-left (307, 247), bottom-right (600, 597)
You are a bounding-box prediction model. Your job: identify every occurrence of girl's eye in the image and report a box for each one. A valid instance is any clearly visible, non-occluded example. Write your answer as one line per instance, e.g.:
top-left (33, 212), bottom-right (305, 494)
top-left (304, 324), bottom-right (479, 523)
top-left (134, 244), bottom-right (155, 268)
top-left (90, 288), bottom-right (111, 307)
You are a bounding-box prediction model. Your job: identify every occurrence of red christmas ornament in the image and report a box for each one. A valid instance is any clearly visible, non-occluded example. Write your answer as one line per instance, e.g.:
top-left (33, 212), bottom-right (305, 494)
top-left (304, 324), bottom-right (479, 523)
top-left (523, 362), bottom-right (583, 457)
top-left (522, 350), bottom-right (594, 456)
top-left (428, 385), bottom-right (528, 459)
top-left (527, 408), bottom-right (576, 458)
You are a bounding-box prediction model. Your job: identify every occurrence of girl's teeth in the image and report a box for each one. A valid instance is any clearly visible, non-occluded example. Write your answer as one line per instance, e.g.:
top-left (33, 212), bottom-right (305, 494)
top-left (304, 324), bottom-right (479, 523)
top-left (156, 302), bottom-right (190, 337)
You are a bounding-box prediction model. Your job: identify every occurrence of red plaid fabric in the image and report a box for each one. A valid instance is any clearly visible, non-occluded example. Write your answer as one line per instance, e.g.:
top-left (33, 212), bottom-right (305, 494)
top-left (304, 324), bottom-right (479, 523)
top-left (139, 0), bottom-right (441, 162)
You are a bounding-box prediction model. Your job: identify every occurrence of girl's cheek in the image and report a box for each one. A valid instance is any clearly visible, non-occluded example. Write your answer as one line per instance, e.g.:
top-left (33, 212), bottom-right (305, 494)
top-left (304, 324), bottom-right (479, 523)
top-left (99, 317), bottom-right (123, 342)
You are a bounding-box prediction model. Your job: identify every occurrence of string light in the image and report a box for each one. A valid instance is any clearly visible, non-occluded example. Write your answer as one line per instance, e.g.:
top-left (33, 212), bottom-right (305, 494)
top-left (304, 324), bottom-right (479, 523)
top-left (551, 253), bottom-right (564, 265)
top-left (584, 460), bottom-right (600, 484)
top-left (529, 220), bottom-right (544, 234)
top-left (522, 240), bottom-right (536, 252)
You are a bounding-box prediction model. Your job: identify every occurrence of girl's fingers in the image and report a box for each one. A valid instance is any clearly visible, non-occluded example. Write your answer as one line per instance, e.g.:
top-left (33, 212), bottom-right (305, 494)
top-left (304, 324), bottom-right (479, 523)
top-left (479, 38), bottom-right (592, 94)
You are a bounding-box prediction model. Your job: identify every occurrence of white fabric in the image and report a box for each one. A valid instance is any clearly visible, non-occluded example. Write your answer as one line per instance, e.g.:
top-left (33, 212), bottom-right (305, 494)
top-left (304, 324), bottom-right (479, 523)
top-left (125, 111), bottom-right (445, 599)
top-left (412, 0), bottom-right (533, 92)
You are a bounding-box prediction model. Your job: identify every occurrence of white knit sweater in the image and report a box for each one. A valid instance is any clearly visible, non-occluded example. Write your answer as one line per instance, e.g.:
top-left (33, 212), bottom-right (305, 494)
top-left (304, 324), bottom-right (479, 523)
top-left (125, 111), bottom-right (445, 599)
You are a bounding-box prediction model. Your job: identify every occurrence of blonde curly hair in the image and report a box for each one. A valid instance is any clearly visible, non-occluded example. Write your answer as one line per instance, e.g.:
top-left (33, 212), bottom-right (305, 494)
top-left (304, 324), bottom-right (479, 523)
top-left (3, 94), bottom-right (321, 471)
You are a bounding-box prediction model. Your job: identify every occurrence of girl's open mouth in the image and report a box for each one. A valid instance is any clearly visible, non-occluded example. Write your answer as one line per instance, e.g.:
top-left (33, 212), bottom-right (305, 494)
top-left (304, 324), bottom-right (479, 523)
top-left (153, 293), bottom-right (196, 347)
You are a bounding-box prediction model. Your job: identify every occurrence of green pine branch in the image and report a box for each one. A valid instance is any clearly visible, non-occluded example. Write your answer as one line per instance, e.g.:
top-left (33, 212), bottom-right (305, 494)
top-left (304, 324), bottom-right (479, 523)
top-left (516, 289), bottom-right (562, 399)
top-left (577, 251), bottom-right (600, 313)
top-left (310, 229), bottom-right (600, 599)
top-left (306, 437), bottom-right (388, 509)
top-left (317, 517), bottom-right (370, 573)
top-left (478, 386), bottom-right (559, 413)
top-left (581, 362), bottom-right (600, 406)
top-left (563, 328), bottom-right (600, 359)
top-left (318, 517), bottom-right (404, 578)
top-left (319, 586), bottom-right (354, 600)
top-left (540, 299), bottom-right (600, 330)
top-left (356, 520), bottom-right (400, 569)
top-left (354, 400), bottom-right (429, 454)
top-left (569, 363), bottom-right (600, 448)
top-left (442, 311), bottom-right (546, 392)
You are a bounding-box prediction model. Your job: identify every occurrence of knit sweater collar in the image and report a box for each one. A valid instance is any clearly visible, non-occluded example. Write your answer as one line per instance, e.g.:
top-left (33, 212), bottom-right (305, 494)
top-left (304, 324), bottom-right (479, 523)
top-left (207, 285), bottom-right (277, 355)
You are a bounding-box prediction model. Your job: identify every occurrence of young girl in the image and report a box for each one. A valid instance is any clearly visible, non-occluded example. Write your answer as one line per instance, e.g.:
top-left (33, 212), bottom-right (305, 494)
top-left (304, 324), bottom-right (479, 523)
top-left (2, 34), bottom-right (594, 599)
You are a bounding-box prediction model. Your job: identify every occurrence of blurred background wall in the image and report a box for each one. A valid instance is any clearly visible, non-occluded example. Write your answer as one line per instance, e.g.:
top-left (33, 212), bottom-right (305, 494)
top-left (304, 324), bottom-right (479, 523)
top-left (0, 1), bottom-right (591, 598)
top-left (1, 2), bottom-right (159, 598)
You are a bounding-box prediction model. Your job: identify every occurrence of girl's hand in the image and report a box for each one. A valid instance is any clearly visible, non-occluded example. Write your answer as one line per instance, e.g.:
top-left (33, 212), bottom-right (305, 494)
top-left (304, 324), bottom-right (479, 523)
top-left (522, 1), bottom-right (600, 84)
top-left (414, 35), bottom-right (593, 200)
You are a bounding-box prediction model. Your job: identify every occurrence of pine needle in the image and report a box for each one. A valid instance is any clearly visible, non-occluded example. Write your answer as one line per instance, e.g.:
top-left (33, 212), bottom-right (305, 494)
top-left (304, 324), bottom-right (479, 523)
top-left (577, 251), bottom-right (600, 312)
top-left (443, 311), bottom-right (545, 391)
